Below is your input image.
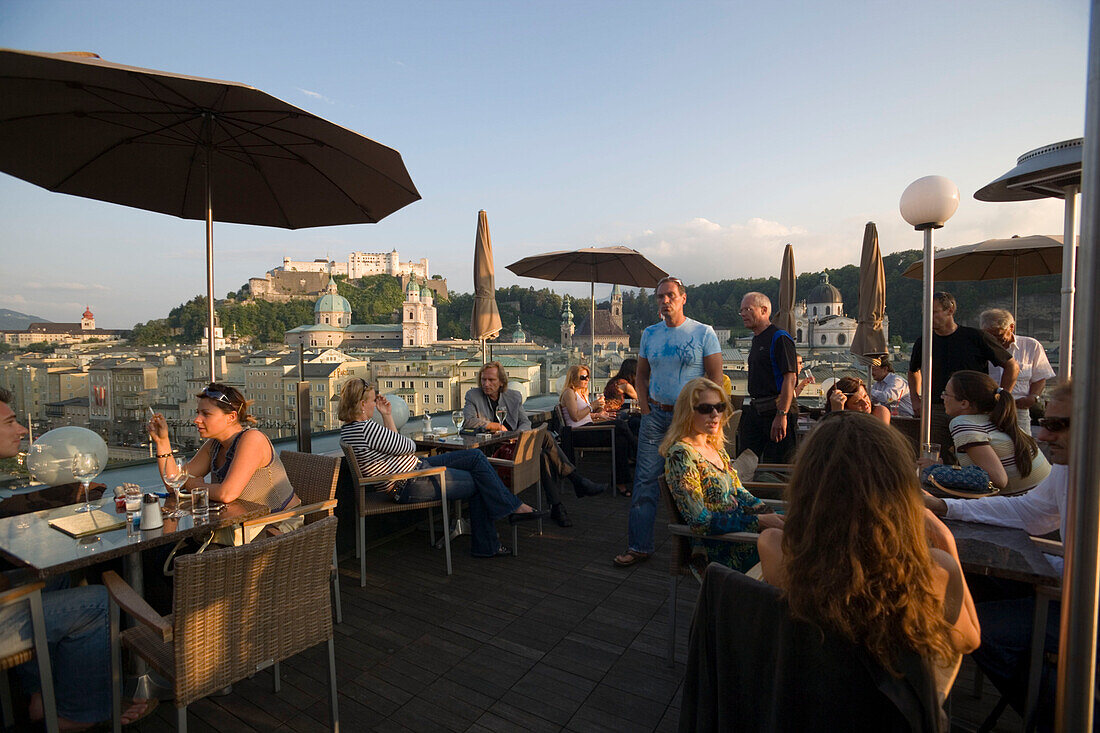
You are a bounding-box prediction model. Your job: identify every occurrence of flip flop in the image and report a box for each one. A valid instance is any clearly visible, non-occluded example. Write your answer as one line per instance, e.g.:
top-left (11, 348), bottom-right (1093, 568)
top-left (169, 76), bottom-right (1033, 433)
top-left (613, 550), bottom-right (650, 567)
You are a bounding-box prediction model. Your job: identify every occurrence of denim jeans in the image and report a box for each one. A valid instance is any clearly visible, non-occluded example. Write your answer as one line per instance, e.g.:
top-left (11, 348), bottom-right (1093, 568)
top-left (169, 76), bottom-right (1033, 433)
top-left (397, 449), bottom-right (522, 557)
top-left (0, 584), bottom-right (111, 724)
top-left (628, 409), bottom-right (673, 554)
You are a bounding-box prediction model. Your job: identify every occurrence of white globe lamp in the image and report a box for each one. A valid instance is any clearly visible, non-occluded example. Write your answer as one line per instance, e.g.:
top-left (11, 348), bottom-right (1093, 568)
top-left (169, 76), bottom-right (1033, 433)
top-left (900, 174), bottom-right (959, 448)
top-left (25, 427), bottom-right (109, 486)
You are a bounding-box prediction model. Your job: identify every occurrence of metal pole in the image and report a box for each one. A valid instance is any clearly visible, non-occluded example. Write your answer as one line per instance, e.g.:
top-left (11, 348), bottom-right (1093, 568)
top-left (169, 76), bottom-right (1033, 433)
top-left (203, 114), bottom-right (216, 383)
top-left (1012, 257), bottom-right (1019, 317)
top-left (920, 228), bottom-right (934, 447)
top-left (1060, 184), bottom-right (1080, 380)
top-left (1057, 3), bottom-right (1100, 727)
top-left (590, 280), bottom-right (596, 368)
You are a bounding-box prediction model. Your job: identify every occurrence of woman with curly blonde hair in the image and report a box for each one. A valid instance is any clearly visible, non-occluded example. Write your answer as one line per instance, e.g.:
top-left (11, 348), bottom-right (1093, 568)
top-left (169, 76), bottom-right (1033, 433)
top-left (661, 377), bottom-right (782, 577)
top-left (758, 412), bottom-right (980, 701)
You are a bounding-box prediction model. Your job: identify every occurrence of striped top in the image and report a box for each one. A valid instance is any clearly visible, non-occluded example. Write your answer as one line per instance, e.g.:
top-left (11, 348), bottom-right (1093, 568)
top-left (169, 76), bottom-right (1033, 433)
top-left (339, 419), bottom-right (419, 491)
top-left (949, 413), bottom-right (1051, 494)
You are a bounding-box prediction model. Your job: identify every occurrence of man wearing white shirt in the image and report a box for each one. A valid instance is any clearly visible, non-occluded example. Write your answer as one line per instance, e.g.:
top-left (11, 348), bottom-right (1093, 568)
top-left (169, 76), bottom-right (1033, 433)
top-left (925, 380), bottom-right (1072, 728)
top-left (982, 308), bottom-right (1055, 433)
top-left (869, 357), bottom-right (912, 417)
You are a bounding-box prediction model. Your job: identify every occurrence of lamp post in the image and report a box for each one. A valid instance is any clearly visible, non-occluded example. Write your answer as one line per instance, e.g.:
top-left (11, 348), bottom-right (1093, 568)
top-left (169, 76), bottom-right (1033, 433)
top-left (900, 175), bottom-right (960, 448)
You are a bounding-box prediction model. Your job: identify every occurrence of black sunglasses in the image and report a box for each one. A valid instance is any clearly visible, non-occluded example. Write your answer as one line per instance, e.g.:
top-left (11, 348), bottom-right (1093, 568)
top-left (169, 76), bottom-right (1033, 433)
top-left (1037, 416), bottom-right (1070, 432)
top-left (201, 388), bottom-right (237, 408)
top-left (694, 402), bottom-right (727, 415)
top-left (577, 375), bottom-right (589, 381)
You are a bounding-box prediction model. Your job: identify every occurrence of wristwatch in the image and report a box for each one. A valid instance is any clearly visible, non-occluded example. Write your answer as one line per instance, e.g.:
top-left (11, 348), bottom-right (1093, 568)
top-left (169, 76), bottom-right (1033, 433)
top-left (777, 410), bottom-right (787, 416)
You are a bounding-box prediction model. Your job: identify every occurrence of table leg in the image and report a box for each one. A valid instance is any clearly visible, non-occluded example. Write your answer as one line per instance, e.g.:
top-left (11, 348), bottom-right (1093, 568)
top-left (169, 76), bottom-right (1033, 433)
top-left (434, 501), bottom-right (469, 547)
top-left (1024, 590), bottom-right (1051, 731)
top-left (123, 553), bottom-right (173, 700)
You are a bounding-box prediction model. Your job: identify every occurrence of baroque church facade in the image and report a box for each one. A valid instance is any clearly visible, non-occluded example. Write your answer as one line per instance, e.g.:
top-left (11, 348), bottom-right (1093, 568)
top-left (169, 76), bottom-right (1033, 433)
top-left (790, 274), bottom-right (889, 349)
top-left (284, 279), bottom-right (438, 349)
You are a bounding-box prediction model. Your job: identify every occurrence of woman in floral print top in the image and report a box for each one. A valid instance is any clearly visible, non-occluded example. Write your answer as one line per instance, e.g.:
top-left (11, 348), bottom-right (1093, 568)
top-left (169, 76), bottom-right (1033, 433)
top-left (661, 377), bottom-right (782, 574)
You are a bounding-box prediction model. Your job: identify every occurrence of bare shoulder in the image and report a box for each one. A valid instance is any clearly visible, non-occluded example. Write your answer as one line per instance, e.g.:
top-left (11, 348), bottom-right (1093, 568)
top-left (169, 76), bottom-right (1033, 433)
top-left (757, 528), bottom-right (786, 586)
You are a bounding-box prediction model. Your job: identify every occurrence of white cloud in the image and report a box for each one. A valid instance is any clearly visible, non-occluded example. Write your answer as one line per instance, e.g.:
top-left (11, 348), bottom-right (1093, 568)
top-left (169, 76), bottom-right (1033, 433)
top-left (23, 281), bottom-right (110, 292)
top-left (0, 294), bottom-right (27, 306)
top-left (297, 88), bottom-right (333, 104)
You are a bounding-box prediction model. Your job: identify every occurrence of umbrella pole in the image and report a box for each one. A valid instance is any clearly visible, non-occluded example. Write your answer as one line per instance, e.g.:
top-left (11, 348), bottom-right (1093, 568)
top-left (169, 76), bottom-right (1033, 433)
top-left (590, 280), bottom-right (596, 369)
top-left (202, 118), bottom-right (217, 383)
top-left (920, 228), bottom-right (934, 448)
top-left (1061, 184), bottom-right (1080, 380)
top-left (1013, 258), bottom-right (1019, 317)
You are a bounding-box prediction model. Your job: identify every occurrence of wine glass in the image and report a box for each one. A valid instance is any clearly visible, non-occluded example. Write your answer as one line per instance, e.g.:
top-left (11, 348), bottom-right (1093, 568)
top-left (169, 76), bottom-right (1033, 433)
top-left (495, 406), bottom-right (508, 432)
top-left (451, 411), bottom-right (464, 432)
top-left (163, 460), bottom-right (191, 519)
top-left (71, 452), bottom-right (100, 513)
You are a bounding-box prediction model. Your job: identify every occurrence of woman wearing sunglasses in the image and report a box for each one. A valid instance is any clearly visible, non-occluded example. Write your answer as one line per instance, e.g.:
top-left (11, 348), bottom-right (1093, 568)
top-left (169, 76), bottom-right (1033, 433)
top-left (661, 377), bottom-right (782, 578)
top-left (824, 376), bottom-right (891, 425)
top-left (560, 364), bottom-right (633, 496)
top-left (148, 382), bottom-right (301, 544)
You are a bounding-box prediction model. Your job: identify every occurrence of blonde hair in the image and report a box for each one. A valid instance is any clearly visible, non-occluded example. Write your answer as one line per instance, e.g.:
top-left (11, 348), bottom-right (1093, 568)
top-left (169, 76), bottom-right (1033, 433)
top-left (659, 378), bottom-right (731, 457)
top-left (337, 378), bottom-right (375, 423)
top-left (559, 364), bottom-right (591, 402)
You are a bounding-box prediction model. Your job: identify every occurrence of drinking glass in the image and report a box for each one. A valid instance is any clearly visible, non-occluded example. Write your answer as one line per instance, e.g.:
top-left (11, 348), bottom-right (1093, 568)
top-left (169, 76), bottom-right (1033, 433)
top-left (71, 452), bottom-right (100, 513)
top-left (451, 411), bottom-right (464, 431)
top-left (921, 443), bottom-right (942, 464)
top-left (123, 484), bottom-right (143, 539)
top-left (162, 461), bottom-right (191, 519)
top-left (191, 487), bottom-right (210, 522)
top-left (495, 406), bottom-right (508, 431)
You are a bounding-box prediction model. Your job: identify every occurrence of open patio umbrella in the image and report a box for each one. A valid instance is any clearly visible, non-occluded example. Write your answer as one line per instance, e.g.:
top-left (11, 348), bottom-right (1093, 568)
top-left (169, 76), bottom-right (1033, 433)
top-left (851, 222), bottom-right (888, 361)
top-left (900, 234), bottom-right (1066, 315)
top-left (470, 210), bottom-right (502, 363)
top-left (506, 246), bottom-right (667, 363)
top-left (0, 48), bottom-right (420, 379)
top-left (771, 243), bottom-right (796, 334)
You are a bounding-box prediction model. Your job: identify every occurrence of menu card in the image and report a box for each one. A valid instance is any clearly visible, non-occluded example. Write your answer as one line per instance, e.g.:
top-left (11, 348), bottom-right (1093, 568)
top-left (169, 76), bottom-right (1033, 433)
top-left (48, 509), bottom-right (125, 538)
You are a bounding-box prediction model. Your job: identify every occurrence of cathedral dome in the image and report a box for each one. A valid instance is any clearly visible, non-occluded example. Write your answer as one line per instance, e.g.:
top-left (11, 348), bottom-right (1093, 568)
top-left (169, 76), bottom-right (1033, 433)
top-left (807, 273), bottom-right (843, 304)
top-left (314, 292), bottom-right (351, 314)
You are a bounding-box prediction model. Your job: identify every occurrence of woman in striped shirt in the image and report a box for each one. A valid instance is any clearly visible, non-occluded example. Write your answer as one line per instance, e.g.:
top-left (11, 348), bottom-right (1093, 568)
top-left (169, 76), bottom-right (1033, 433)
top-left (338, 379), bottom-right (547, 557)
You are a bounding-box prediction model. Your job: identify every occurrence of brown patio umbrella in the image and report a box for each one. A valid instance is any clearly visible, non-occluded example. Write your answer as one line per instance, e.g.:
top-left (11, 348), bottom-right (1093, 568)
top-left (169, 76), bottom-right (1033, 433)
top-left (851, 222), bottom-right (888, 360)
top-left (470, 210), bottom-right (502, 362)
top-left (506, 246), bottom-right (667, 362)
top-left (900, 234), bottom-right (1066, 315)
top-left (771, 243), bottom-right (796, 334)
top-left (0, 48), bottom-right (420, 379)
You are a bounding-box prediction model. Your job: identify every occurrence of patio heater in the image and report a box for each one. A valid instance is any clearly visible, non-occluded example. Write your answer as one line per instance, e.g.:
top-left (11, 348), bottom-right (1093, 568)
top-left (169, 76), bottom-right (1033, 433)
top-left (899, 176), bottom-right (959, 448)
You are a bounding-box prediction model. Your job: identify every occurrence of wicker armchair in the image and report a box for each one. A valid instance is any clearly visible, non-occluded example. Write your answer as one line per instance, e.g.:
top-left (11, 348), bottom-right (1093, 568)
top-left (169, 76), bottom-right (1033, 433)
top-left (275, 451), bottom-right (343, 623)
top-left (660, 476), bottom-right (784, 666)
top-left (105, 516), bottom-right (340, 733)
top-left (487, 426), bottom-right (547, 544)
top-left (0, 582), bottom-right (57, 733)
top-left (553, 404), bottom-right (617, 489)
top-left (339, 441), bottom-right (452, 585)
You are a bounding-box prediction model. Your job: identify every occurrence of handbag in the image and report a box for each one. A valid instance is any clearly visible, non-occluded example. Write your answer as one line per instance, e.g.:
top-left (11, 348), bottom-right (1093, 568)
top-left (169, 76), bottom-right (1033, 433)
top-left (920, 464), bottom-right (998, 498)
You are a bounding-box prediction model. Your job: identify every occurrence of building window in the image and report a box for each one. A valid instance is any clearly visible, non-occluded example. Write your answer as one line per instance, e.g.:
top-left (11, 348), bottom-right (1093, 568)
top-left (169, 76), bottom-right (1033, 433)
top-left (838, 334), bottom-right (846, 346)
top-left (386, 381), bottom-right (393, 388)
top-left (436, 395), bottom-right (444, 404)
top-left (812, 306), bottom-right (817, 316)
top-left (423, 394), bottom-right (430, 405)
top-left (825, 306), bottom-right (831, 315)
top-left (820, 335), bottom-right (827, 345)
top-left (436, 381), bottom-right (444, 388)
top-left (796, 328), bottom-right (803, 342)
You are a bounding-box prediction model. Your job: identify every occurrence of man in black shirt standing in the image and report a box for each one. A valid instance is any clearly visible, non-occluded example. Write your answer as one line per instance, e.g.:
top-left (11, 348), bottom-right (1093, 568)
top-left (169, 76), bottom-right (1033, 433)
top-left (738, 292), bottom-right (798, 463)
top-left (908, 292), bottom-right (1018, 457)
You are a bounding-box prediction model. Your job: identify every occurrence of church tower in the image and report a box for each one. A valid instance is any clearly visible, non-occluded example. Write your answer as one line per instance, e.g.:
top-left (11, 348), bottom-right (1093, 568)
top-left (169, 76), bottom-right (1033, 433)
top-left (560, 297), bottom-right (574, 347)
top-left (610, 284), bottom-right (623, 330)
top-left (81, 307), bottom-right (95, 331)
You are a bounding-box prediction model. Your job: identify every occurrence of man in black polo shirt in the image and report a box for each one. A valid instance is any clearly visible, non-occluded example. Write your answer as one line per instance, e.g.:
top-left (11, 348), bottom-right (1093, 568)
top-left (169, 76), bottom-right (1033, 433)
top-left (908, 291), bottom-right (1018, 458)
top-left (738, 292), bottom-right (798, 463)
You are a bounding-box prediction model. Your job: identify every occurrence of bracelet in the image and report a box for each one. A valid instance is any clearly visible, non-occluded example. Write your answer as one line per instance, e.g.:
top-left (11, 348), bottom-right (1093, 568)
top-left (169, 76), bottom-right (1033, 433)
top-left (156, 452), bottom-right (172, 458)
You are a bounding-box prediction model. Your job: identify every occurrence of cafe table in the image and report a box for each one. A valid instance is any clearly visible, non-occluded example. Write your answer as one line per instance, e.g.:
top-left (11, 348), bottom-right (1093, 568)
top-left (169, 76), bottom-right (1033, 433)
top-left (0, 494), bottom-right (269, 698)
top-left (945, 519), bottom-right (1061, 728)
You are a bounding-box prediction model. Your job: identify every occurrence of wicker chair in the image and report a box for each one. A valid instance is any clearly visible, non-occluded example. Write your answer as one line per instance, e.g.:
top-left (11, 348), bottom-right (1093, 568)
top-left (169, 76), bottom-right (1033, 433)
top-left (105, 516), bottom-right (340, 733)
top-left (0, 582), bottom-right (57, 733)
top-left (660, 476), bottom-right (784, 666)
top-left (553, 404), bottom-right (617, 490)
top-left (340, 441), bottom-right (452, 585)
top-left (275, 451), bottom-right (343, 623)
top-left (487, 426), bottom-right (547, 544)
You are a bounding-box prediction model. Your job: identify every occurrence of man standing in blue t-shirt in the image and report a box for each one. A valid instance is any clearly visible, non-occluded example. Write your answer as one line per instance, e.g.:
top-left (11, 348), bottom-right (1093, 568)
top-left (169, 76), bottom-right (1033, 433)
top-left (613, 276), bottom-right (723, 567)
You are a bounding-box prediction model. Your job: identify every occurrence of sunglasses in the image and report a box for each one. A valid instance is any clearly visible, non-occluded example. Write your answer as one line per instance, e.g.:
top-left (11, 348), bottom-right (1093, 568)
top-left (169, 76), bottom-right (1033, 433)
top-left (694, 402), bottom-right (727, 415)
top-left (1037, 416), bottom-right (1070, 432)
top-left (201, 388), bottom-right (237, 408)
top-left (577, 375), bottom-right (589, 381)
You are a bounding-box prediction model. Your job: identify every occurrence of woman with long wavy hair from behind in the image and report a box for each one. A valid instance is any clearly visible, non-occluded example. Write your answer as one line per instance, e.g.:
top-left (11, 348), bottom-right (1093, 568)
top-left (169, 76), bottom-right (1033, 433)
top-left (758, 412), bottom-right (980, 703)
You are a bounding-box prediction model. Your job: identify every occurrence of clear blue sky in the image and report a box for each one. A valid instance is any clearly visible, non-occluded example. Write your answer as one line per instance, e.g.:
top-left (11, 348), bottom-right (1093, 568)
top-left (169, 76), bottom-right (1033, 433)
top-left (0, 0), bottom-right (1088, 328)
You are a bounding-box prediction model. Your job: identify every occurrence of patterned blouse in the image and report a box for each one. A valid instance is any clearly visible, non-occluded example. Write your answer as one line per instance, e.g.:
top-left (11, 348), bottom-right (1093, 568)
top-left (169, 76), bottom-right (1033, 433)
top-left (665, 441), bottom-right (769, 572)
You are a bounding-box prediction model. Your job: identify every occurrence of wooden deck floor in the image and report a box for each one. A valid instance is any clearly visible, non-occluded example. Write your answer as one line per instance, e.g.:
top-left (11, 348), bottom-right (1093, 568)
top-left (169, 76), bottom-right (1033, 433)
top-left (123, 454), bottom-right (1028, 733)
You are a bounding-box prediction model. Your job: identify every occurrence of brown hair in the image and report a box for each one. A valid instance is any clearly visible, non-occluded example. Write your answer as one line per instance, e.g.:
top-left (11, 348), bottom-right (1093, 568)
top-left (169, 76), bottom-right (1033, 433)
top-left (781, 412), bottom-right (958, 674)
top-left (824, 376), bottom-right (867, 413)
top-left (337, 378), bottom-right (375, 423)
top-left (949, 370), bottom-right (1038, 477)
top-left (559, 364), bottom-right (591, 401)
top-left (478, 361), bottom-right (509, 390)
top-left (0, 387), bottom-right (11, 405)
top-left (1049, 379), bottom-right (1073, 403)
top-left (659, 377), bottom-right (731, 456)
top-left (195, 383), bottom-right (256, 426)
top-left (932, 291), bottom-right (957, 314)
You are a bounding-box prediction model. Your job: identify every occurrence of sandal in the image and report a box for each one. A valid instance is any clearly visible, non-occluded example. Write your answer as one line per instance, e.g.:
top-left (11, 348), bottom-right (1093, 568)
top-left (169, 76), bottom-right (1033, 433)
top-left (613, 550), bottom-right (650, 567)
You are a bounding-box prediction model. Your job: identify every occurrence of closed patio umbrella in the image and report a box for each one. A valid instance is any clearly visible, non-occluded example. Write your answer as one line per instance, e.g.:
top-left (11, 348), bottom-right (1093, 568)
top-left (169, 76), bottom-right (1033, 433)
top-left (506, 246), bottom-right (667, 363)
top-left (900, 234), bottom-right (1066, 315)
top-left (471, 210), bottom-right (502, 363)
top-left (0, 48), bottom-right (420, 380)
top-left (851, 222), bottom-right (888, 361)
top-left (771, 243), bottom-right (796, 334)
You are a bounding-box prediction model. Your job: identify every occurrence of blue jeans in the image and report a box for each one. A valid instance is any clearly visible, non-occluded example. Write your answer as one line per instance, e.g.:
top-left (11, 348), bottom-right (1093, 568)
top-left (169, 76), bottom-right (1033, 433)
top-left (397, 449), bottom-right (522, 557)
top-left (628, 410), bottom-right (673, 554)
top-left (0, 584), bottom-right (111, 724)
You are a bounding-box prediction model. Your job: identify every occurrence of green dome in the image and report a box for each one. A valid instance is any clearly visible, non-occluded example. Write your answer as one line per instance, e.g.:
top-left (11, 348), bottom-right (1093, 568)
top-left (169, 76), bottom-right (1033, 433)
top-left (314, 292), bottom-right (351, 314)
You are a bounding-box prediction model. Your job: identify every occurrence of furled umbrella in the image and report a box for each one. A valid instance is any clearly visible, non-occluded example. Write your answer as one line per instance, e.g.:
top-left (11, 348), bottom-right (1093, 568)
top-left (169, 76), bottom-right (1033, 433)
top-left (851, 222), bottom-right (888, 361)
top-left (771, 243), bottom-right (796, 334)
top-left (470, 210), bottom-right (503, 363)
top-left (0, 48), bottom-right (420, 379)
top-left (506, 246), bottom-right (668, 363)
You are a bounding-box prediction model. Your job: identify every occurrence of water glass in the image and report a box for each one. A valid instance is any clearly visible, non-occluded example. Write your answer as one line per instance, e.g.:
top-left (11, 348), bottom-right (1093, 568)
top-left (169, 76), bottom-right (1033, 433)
top-left (191, 487), bottom-right (210, 522)
top-left (921, 443), bottom-right (942, 464)
top-left (124, 484), bottom-right (143, 539)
